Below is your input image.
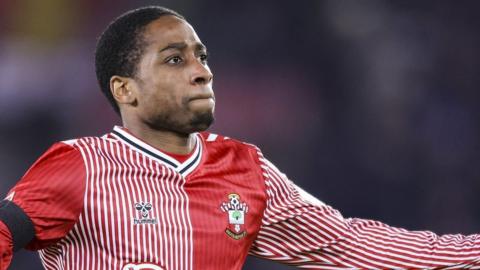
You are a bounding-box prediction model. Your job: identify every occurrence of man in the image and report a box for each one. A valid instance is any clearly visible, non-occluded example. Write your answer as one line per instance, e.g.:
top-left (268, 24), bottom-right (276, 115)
top-left (1, 6), bottom-right (480, 270)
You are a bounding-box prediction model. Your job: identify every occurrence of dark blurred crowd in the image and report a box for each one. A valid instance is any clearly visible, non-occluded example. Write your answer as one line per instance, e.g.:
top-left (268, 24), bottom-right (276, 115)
top-left (1, 1), bottom-right (480, 269)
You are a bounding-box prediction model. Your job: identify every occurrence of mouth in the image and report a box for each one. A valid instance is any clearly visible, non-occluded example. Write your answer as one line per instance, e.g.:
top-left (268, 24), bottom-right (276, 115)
top-left (189, 94), bottom-right (214, 102)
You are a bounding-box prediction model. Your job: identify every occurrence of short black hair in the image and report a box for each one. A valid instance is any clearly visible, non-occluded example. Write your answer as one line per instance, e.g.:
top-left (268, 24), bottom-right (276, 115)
top-left (95, 6), bottom-right (184, 114)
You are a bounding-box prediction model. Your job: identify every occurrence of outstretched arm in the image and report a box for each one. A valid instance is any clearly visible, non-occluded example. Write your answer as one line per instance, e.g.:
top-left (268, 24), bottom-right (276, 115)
top-left (250, 152), bottom-right (480, 269)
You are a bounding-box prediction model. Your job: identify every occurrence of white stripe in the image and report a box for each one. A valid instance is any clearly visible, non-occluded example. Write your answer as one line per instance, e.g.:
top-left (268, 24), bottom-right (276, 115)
top-left (140, 156), bottom-right (155, 263)
top-left (81, 139), bottom-right (97, 269)
top-left (154, 163), bottom-right (168, 268)
top-left (349, 225), bottom-right (480, 258)
top-left (145, 158), bottom-right (160, 265)
top-left (102, 140), bottom-right (119, 270)
top-left (129, 149), bottom-right (143, 261)
top-left (96, 139), bottom-right (110, 270)
top-left (177, 134), bottom-right (202, 176)
top-left (206, 133), bottom-right (218, 141)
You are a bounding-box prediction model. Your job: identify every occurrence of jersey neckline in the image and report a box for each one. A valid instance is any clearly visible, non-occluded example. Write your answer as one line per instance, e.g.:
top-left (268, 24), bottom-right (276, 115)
top-left (110, 126), bottom-right (203, 177)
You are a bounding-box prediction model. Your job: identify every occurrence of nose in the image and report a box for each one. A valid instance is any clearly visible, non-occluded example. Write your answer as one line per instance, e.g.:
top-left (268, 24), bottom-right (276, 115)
top-left (190, 61), bottom-right (213, 85)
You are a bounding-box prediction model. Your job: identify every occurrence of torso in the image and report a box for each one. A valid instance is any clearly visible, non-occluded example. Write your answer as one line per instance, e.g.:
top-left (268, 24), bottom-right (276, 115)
top-left (40, 128), bottom-right (267, 270)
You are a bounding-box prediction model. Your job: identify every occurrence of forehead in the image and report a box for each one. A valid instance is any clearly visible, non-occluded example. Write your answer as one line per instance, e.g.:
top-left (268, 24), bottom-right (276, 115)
top-left (142, 15), bottom-right (202, 47)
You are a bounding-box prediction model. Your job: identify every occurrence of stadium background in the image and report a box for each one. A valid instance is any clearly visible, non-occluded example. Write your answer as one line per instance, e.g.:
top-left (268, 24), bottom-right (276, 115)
top-left (1, 0), bottom-right (480, 269)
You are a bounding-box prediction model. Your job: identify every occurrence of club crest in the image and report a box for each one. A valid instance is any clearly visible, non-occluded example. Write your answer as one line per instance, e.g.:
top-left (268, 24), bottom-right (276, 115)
top-left (220, 193), bottom-right (248, 240)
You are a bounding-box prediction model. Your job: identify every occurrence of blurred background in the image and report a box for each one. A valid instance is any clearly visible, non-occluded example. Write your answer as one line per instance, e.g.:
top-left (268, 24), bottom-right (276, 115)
top-left (1, 0), bottom-right (480, 269)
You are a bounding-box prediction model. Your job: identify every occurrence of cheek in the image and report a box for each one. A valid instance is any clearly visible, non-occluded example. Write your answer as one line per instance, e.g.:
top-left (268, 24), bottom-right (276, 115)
top-left (152, 74), bottom-right (180, 102)
top-left (141, 88), bottom-right (183, 116)
top-left (137, 73), bottom-right (186, 114)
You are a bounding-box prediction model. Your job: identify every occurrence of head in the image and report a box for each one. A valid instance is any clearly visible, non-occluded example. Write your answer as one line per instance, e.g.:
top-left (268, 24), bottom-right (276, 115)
top-left (95, 6), bottom-right (214, 135)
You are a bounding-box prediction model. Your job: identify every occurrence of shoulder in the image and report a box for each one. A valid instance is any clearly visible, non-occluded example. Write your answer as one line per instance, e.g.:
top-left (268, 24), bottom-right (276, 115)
top-left (58, 133), bottom-right (118, 154)
top-left (9, 138), bottom-right (89, 212)
top-left (25, 134), bottom-right (110, 174)
top-left (25, 140), bottom-right (84, 172)
top-left (199, 131), bottom-right (264, 163)
top-left (60, 134), bottom-right (111, 148)
top-left (199, 131), bottom-right (261, 152)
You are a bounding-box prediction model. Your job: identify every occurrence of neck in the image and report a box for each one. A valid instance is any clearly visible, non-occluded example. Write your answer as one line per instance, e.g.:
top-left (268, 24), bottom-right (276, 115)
top-left (122, 122), bottom-right (196, 155)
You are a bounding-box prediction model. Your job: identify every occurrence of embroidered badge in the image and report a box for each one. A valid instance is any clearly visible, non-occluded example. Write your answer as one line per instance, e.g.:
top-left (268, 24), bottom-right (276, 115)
top-left (220, 193), bottom-right (248, 240)
top-left (133, 202), bottom-right (158, 225)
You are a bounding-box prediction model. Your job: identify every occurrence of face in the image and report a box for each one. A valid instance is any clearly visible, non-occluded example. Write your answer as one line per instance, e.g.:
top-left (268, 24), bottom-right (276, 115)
top-left (128, 15), bottom-right (214, 135)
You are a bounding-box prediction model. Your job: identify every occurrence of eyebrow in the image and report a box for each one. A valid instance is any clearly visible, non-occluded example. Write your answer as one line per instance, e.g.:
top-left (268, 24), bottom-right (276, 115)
top-left (159, 42), bottom-right (207, 53)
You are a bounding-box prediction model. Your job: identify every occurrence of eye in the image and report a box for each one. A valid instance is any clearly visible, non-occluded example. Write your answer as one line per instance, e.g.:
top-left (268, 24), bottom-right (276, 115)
top-left (166, 56), bottom-right (183, 65)
top-left (199, 53), bottom-right (208, 64)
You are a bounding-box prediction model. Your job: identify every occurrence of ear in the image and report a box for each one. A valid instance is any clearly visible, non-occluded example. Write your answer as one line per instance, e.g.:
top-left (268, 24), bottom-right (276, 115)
top-left (110, 75), bottom-right (137, 107)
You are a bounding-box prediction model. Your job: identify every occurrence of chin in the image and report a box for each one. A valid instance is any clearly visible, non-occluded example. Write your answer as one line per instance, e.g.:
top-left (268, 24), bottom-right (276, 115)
top-left (146, 110), bottom-right (215, 135)
top-left (189, 112), bottom-right (215, 132)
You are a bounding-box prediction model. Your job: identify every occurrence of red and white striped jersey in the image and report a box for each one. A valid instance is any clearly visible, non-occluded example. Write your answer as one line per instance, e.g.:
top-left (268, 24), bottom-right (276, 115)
top-left (3, 126), bottom-right (480, 269)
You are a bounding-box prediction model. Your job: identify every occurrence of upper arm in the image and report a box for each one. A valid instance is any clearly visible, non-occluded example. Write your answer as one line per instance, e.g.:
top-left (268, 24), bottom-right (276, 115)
top-left (4, 142), bottom-right (87, 250)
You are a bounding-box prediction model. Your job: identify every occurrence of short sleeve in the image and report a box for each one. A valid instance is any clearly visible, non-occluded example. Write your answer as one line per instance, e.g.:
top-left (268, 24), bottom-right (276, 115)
top-left (6, 142), bottom-right (86, 250)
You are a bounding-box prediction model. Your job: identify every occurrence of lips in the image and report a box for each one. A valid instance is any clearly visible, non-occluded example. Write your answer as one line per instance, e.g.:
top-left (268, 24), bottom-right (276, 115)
top-left (189, 94), bottom-right (214, 101)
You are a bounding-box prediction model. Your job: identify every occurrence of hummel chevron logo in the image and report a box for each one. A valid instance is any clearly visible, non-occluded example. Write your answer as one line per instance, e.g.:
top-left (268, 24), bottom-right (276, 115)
top-left (133, 202), bottom-right (158, 225)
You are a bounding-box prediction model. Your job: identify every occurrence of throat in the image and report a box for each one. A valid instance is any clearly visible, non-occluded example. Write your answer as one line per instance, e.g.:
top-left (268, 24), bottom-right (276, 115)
top-left (160, 148), bottom-right (195, 163)
top-left (120, 125), bottom-right (196, 155)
